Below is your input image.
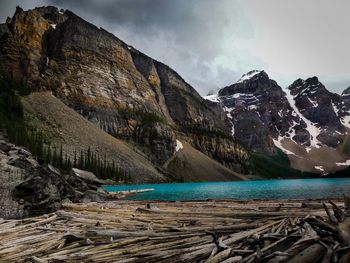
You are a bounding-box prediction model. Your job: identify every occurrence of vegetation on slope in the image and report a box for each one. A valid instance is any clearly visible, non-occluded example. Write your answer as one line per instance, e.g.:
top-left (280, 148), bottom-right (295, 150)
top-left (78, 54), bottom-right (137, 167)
top-left (250, 149), bottom-right (318, 179)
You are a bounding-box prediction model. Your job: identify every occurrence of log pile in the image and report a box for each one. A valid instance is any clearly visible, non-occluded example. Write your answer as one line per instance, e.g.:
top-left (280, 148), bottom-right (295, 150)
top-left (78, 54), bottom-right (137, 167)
top-left (0, 197), bottom-right (350, 262)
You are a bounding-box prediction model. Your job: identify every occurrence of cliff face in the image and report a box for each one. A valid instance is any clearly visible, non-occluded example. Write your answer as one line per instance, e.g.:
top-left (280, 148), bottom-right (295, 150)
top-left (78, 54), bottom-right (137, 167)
top-left (0, 6), bottom-right (249, 179)
top-left (288, 77), bottom-right (346, 147)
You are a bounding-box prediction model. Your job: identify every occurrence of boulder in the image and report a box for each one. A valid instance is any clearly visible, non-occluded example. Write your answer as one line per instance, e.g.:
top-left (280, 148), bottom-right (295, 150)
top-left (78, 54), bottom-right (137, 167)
top-left (7, 155), bottom-right (38, 169)
top-left (70, 168), bottom-right (105, 186)
top-left (0, 140), bottom-right (11, 153)
top-left (82, 189), bottom-right (108, 203)
top-left (14, 165), bottom-right (80, 216)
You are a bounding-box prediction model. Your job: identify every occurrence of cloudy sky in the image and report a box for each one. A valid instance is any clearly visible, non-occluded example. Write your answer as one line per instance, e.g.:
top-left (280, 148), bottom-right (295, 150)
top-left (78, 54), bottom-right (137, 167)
top-left (1, 0), bottom-right (349, 95)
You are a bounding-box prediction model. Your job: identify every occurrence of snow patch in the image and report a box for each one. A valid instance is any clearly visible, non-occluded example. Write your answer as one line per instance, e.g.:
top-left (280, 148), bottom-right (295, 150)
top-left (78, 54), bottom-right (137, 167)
top-left (175, 140), bottom-right (183, 152)
top-left (248, 105), bottom-right (257, 110)
top-left (204, 94), bottom-right (220, 102)
top-left (336, 159), bottom-right (350, 166)
top-left (333, 101), bottom-right (350, 128)
top-left (307, 97), bottom-right (318, 108)
top-left (314, 166), bottom-right (324, 172)
top-left (332, 102), bottom-right (339, 116)
top-left (284, 88), bottom-right (322, 148)
top-left (237, 70), bottom-right (262, 83)
top-left (278, 110), bottom-right (283, 118)
top-left (341, 115), bottom-right (350, 129)
top-left (222, 106), bottom-right (235, 135)
top-left (314, 166), bottom-right (327, 175)
top-left (273, 136), bottom-right (297, 156)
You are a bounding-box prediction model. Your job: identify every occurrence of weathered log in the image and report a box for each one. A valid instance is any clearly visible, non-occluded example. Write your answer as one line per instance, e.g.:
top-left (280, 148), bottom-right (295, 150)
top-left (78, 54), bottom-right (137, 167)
top-left (0, 199), bottom-right (349, 262)
top-left (287, 243), bottom-right (325, 263)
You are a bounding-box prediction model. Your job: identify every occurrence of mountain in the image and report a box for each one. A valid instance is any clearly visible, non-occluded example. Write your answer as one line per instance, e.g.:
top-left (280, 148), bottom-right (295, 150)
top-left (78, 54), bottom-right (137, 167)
top-left (206, 70), bottom-right (350, 175)
top-left (0, 6), bottom-right (249, 182)
top-left (1, 6), bottom-right (349, 180)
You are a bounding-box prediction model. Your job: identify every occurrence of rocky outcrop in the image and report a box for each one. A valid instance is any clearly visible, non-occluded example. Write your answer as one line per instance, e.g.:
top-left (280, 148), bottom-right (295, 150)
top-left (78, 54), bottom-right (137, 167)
top-left (288, 77), bottom-right (345, 147)
top-left (0, 134), bottom-right (109, 219)
top-left (0, 6), bottom-right (249, 176)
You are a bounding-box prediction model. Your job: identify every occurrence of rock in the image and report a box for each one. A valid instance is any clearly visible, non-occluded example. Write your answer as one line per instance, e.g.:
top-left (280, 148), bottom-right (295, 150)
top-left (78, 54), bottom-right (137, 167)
top-left (70, 168), bottom-right (105, 185)
top-left (96, 187), bottom-right (108, 195)
top-left (63, 172), bottom-right (89, 193)
top-left (0, 135), bottom-right (109, 218)
top-left (62, 198), bottom-right (72, 204)
top-left (82, 190), bottom-right (108, 203)
top-left (14, 165), bottom-right (79, 216)
top-left (8, 150), bottom-right (19, 156)
top-left (7, 155), bottom-right (38, 169)
top-left (18, 148), bottom-right (31, 156)
top-left (47, 163), bottom-right (61, 175)
top-left (0, 140), bottom-right (11, 153)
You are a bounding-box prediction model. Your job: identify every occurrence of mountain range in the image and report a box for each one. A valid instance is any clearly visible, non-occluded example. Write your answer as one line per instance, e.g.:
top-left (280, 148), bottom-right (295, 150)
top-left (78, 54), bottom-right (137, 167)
top-left (1, 6), bottom-right (349, 182)
top-left (206, 70), bottom-right (350, 175)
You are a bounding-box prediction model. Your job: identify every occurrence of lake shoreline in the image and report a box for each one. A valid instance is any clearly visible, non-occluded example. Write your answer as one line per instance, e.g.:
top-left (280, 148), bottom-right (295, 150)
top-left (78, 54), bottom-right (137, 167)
top-left (1, 197), bottom-right (349, 262)
top-left (105, 177), bottom-right (350, 201)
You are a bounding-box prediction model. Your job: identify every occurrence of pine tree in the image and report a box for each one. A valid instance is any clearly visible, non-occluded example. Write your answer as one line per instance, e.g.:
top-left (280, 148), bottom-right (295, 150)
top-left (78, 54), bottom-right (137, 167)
top-left (59, 144), bottom-right (63, 168)
top-left (46, 144), bottom-right (52, 164)
top-left (67, 156), bottom-right (72, 169)
top-left (52, 146), bottom-right (58, 167)
top-left (79, 150), bottom-right (84, 168)
top-left (87, 147), bottom-right (91, 170)
top-left (73, 150), bottom-right (77, 168)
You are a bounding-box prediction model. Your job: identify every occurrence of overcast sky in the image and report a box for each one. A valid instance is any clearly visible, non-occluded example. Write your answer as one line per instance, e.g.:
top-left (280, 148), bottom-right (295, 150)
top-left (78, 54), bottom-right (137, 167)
top-left (1, 0), bottom-right (349, 95)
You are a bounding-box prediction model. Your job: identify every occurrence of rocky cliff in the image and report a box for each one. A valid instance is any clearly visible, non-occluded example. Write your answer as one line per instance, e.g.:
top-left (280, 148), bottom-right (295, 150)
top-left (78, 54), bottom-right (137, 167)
top-left (0, 6), bottom-right (249, 181)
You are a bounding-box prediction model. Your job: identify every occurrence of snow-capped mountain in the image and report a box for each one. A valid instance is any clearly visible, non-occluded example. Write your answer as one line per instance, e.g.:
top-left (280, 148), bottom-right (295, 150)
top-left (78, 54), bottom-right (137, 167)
top-left (205, 70), bottom-right (350, 175)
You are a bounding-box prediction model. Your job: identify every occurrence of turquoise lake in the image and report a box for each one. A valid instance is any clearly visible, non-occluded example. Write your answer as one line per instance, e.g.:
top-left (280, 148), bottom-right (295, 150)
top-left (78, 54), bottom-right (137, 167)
top-left (104, 178), bottom-right (350, 201)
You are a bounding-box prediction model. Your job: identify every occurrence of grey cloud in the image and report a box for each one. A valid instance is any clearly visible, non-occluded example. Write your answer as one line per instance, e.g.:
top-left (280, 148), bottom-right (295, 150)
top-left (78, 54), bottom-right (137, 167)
top-left (1, 0), bottom-right (348, 95)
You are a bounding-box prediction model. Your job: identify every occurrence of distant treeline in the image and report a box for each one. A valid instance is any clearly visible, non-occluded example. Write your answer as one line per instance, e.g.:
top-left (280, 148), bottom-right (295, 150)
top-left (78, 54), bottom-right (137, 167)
top-left (0, 72), bottom-right (131, 183)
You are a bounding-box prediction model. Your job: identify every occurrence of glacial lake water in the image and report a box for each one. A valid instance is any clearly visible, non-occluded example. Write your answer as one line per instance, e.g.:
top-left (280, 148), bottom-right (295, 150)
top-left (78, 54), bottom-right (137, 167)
top-left (104, 178), bottom-right (350, 201)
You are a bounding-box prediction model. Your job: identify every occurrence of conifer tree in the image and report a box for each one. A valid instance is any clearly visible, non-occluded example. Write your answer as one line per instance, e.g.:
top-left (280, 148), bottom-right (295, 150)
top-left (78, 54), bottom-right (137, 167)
top-left (59, 144), bottom-right (63, 168)
top-left (52, 147), bottom-right (58, 167)
top-left (73, 150), bottom-right (77, 168)
top-left (46, 144), bottom-right (52, 164)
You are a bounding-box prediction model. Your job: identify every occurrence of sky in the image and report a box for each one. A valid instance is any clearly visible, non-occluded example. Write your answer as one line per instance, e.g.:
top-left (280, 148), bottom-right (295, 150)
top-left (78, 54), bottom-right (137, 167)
top-left (1, 0), bottom-right (349, 95)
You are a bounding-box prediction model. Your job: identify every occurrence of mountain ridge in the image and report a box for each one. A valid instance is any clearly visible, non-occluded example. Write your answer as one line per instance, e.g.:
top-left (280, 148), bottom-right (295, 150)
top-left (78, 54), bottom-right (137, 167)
top-left (206, 70), bottom-right (350, 175)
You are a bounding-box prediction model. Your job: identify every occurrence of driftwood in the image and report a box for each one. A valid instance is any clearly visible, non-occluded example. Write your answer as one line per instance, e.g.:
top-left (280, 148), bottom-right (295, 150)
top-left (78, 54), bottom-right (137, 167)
top-left (0, 197), bottom-right (349, 262)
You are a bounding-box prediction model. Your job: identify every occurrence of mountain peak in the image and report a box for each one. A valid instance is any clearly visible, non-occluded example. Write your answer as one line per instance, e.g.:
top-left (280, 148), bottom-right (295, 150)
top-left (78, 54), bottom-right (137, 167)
top-left (288, 76), bottom-right (328, 96)
top-left (342, 87), bottom-right (350, 96)
top-left (236, 70), bottom-right (266, 83)
top-left (305, 76), bottom-right (320, 85)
